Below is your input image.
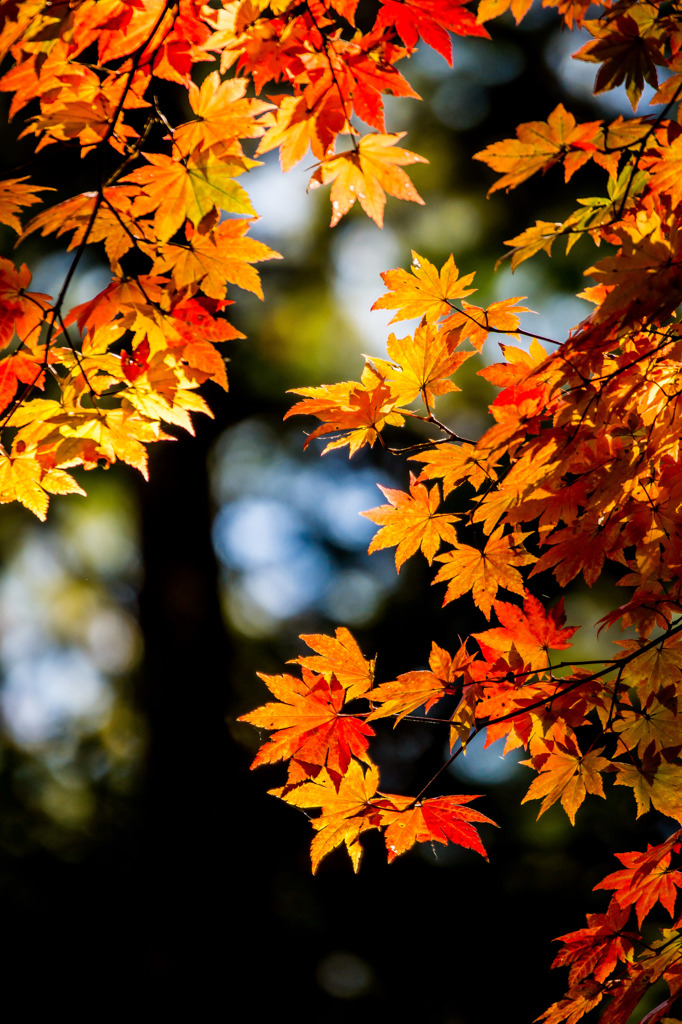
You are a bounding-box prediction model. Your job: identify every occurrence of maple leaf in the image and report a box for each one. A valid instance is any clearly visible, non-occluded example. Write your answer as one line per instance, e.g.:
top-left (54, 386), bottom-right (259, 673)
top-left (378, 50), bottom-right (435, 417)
top-left (293, 626), bottom-right (375, 700)
top-left (615, 758), bottom-right (682, 824)
top-left (123, 148), bottom-right (256, 241)
top-left (575, 8), bottom-right (665, 110)
top-left (522, 739), bottom-right (610, 824)
top-left (371, 250), bottom-right (476, 324)
top-left (332, 37), bottom-right (421, 132)
top-left (276, 760), bottom-right (384, 872)
top-left (173, 72), bottom-right (271, 155)
top-left (551, 902), bottom-right (634, 987)
top-left (0, 257), bottom-right (51, 348)
top-left (477, 0), bottom-right (534, 25)
top-left (20, 186), bottom-right (143, 270)
top-left (410, 441), bottom-right (495, 496)
top-left (501, 220), bottom-right (568, 271)
top-left (433, 526), bottom-right (533, 618)
top-left (584, 213), bottom-right (682, 327)
top-left (0, 351), bottom-right (45, 415)
top-left (594, 833), bottom-right (682, 928)
top-left (474, 104), bottom-right (603, 194)
top-left (0, 177), bottom-right (50, 233)
top-left (366, 668), bottom-right (450, 724)
top-left (444, 296), bottom-right (532, 353)
top-left (368, 322), bottom-right (474, 408)
top-left (362, 473), bottom-right (459, 570)
top-left (376, 0), bottom-right (489, 64)
top-left (366, 640), bottom-right (475, 723)
top-left (531, 514), bottom-right (625, 588)
top-left (152, 219), bottom-right (281, 300)
top-left (535, 982), bottom-right (605, 1024)
top-left (615, 638), bottom-right (682, 703)
top-left (645, 134), bottom-right (682, 212)
top-left (239, 668), bottom-right (374, 786)
top-left (613, 696), bottom-right (682, 760)
top-left (308, 133), bottom-right (427, 228)
top-left (0, 444), bottom-right (85, 520)
top-left (381, 793), bottom-right (495, 861)
top-left (120, 338), bottom-right (150, 384)
top-left (257, 92), bottom-right (345, 170)
top-left (473, 592), bottom-right (577, 671)
top-left (286, 367), bottom-right (407, 455)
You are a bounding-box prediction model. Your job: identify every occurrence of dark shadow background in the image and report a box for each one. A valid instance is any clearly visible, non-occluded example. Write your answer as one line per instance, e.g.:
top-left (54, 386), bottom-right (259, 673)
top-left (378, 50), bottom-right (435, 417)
top-left (0, 7), bottom-right (662, 1019)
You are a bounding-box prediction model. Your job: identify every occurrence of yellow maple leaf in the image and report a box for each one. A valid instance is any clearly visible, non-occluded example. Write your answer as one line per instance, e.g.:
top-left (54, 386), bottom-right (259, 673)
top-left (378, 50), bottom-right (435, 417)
top-left (174, 72), bottom-right (271, 155)
top-left (274, 761), bottom-right (383, 872)
top-left (616, 637), bottom-right (682, 701)
top-left (477, 0), bottom-right (533, 25)
top-left (371, 250), bottom-right (476, 323)
top-left (615, 761), bottom-right (682, 823)
top-left (369, 322), bottom-right (474, 407)
top-left (613, 700), bottom-right (681, 759)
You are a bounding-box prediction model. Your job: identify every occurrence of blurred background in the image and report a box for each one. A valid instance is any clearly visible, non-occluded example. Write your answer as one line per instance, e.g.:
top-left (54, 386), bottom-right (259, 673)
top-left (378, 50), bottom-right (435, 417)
top-left (0, 5), bottom-right (666, 1019)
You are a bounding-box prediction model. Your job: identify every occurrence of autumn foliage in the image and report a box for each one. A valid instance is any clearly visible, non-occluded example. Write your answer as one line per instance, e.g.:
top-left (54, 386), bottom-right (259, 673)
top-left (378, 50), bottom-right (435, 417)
top-left (2, 0), bottom-right (682, 1020)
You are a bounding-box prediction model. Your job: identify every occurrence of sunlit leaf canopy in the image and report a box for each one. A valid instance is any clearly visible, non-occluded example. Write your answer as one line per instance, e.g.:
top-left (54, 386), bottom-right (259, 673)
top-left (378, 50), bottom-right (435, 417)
top-left (2, 1), bottom-right (682, 1023)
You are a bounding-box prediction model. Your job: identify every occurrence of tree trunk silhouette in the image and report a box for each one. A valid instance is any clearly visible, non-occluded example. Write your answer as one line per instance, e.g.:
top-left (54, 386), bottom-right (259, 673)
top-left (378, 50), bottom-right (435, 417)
top-left (134, 391), bottom-right (250, 998)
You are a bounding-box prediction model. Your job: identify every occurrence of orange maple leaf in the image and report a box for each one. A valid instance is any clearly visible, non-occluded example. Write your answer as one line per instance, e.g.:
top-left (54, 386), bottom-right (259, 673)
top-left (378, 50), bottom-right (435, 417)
top-left (256, 92), bottom-right (346, 170)
top-left (410, 441), bottom-right (496, 496)
top-left (366, 640), bottom-right (475, 723)
top-left (550, 903), bottom-right (633, 988)
top-left (362, 472), bottom-right (458, 570)
top-left (473, 592), bottom-right (577, 671)
top-left (123, 148), bottom-right (255, 241)
top-left (308, 133), bottom-right (427, 227)
top-left (444, 296), bottom-right (532, 353)
top-left (286, 367), bottom-right (406, 455)
top-left (594, 833), bottom-right (682, 928)
top-left (239, 668), bottom-right (374, 786)
top-left (0, 177), bottom-right (50, 233)
top-left (531, 513), bottom-right (624, 587)
top-left (474, 104), bottom-right (602, 193)
top-left (381, 794), bottom-right (495, 861)
top-left (522, 738), bottom-right (609, 824)
top-left (433, 526), bottom-right (533, 618)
